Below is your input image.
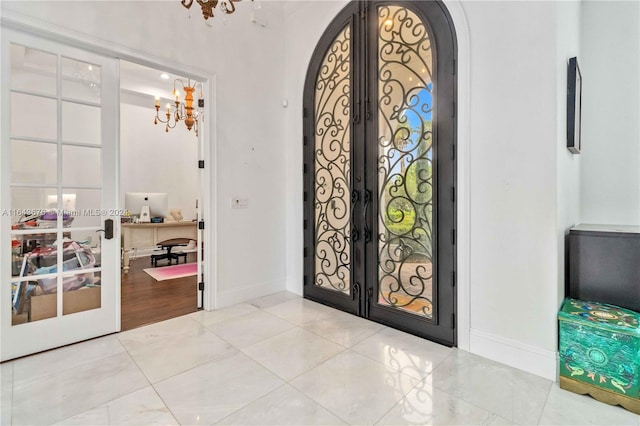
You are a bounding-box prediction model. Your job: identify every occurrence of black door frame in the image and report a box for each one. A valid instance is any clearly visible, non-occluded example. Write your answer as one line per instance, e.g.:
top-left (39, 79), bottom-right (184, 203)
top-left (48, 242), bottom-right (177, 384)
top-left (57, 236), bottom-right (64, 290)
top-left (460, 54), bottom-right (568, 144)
top-left (303, 0), bottom-right (457, 347)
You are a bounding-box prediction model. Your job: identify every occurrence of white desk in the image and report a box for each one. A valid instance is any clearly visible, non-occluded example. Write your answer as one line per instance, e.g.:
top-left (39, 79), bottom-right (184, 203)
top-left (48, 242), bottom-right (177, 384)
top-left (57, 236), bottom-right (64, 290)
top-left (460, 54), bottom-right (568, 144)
top-left (122, 222), bottom-right (197, 273)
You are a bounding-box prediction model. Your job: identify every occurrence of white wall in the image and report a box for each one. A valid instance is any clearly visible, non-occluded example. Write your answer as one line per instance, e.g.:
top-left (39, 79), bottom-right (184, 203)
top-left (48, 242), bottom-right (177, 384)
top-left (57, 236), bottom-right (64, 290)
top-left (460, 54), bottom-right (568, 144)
top-left (462, 1), bottom-right (559, 379)
top-left (555, 1), bottom-right (581, 318)
top-left (580, 1), bottom-right (640, 225)
top-left (1, 0), bottom-right (289, 306)
top-left (120, 91), bottom-right (198, 221)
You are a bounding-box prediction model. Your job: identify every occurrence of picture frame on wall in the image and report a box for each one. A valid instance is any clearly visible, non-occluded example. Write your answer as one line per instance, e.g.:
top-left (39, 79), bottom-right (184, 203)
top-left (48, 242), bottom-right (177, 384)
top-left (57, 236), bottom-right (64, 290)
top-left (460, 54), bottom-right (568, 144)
top-left (567, 57), bottom-right (582, 154)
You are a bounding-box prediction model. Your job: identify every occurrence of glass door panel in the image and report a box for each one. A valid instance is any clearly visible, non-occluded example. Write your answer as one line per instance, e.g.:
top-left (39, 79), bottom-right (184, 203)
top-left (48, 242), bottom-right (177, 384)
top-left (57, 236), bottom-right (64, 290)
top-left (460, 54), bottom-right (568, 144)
top-left (10, 45), bottom-right (57, 96)
top-left (10, 93), bottom-right (57, 139)
top-left (61, 56), bottom-right (101, 103)
top-left (62, 102), bottom-right (101, 145)
top-left (61, 146), bottom-right (102, 186)
top-left (376, 5), bottom-right (435, 319)
top-left (304, 5), bottom-right (360, 315)
top-left (11, 140), bottom-right (58, 184)
top-left (1, 29), bottom-right (119, 360)
top-left (313, 24), bottom-right (352, 296)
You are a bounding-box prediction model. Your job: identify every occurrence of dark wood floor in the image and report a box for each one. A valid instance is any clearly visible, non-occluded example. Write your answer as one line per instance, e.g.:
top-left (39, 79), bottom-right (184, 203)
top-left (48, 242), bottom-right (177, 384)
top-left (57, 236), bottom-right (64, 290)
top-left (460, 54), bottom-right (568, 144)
top-left (121, 253), bottom-right (198, 331)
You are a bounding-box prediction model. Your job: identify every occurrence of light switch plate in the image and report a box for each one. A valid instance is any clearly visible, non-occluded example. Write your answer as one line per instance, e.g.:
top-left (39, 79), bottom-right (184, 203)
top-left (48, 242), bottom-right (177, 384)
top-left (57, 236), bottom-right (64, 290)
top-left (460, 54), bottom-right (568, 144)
top-left (231, 198), bottom-right (248, 209)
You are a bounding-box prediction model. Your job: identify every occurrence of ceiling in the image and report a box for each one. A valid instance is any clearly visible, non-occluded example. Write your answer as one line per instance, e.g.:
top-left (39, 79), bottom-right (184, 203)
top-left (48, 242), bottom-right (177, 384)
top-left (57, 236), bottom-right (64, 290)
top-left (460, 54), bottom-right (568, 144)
top-left (120, 60), bottom-right (191, 102)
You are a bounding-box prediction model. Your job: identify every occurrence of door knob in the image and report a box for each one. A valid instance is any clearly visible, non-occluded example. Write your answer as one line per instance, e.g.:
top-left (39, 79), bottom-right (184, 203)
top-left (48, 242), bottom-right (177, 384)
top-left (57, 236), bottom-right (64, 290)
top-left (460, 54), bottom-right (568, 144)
top-left (96, 218), bottom-right (114, 240)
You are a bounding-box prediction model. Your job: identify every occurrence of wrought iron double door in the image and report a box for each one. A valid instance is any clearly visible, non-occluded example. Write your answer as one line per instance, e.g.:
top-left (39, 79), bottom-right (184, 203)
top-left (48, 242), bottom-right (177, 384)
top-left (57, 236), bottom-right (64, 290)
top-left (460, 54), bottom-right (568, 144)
top-left (303, 1), bottom-right (456, 346)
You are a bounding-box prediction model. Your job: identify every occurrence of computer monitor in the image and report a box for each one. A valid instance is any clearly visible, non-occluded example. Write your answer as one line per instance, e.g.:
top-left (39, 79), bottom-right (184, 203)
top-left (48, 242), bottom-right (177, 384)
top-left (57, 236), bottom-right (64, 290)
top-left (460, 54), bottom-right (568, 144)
top-left (125, 192), bottom-right (169, 220)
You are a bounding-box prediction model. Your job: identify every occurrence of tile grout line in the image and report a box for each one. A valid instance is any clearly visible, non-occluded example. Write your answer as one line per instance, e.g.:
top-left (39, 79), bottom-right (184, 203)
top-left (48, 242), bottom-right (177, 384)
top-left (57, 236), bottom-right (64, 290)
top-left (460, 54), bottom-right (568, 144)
top-left (149, 382), bottom-right (181, 425)
top-left (201, 310), bottom-right (300, 349)
top-left (13, 341), bottom-right (143, 426)
top-left (534, 380), bottom-right (554, 425)
top-left (211, 381), bottom-right (291, 425)
top-left (117, 332), bottom-right (183, 425)
top-left (284, 356), bottom-right (354, 426)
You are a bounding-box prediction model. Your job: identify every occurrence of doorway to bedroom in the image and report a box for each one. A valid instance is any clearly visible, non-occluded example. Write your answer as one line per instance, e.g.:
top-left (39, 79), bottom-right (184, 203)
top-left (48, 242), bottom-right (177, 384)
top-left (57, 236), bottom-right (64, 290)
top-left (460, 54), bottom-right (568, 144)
top-left (119, 60), bottom-right (204, 331)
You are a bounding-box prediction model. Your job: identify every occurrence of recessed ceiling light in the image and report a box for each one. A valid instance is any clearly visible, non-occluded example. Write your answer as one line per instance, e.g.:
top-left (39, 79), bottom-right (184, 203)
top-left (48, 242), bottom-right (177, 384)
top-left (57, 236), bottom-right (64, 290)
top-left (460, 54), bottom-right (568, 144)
top-left (160, 73), bottom-right (170, 80)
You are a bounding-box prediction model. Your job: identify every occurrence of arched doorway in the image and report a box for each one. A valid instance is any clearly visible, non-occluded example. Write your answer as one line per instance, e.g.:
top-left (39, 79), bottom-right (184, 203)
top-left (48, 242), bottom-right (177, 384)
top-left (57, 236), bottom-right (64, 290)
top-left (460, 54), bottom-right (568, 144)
top-left (303, 0), bottom-right (457, 346)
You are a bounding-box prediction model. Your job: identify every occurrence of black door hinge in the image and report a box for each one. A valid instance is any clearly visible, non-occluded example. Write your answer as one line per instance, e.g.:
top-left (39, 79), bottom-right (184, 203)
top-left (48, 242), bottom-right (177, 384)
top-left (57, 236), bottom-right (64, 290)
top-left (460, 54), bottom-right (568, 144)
top-left (367, 287), bottom-right (373, 300)
top-left (451, 271), bottom-right (456, 287)
top-left (303, 192), bottom-right (308, 202)
top-left (198, 160), bottom-right (205, 169)
top-left (304, 247), bottom-right (308, 258)
top-left (451, 313), bottom-right (456, 329)
top-left (304, 275), bottom-right (309, 286)
top-left (451, 229), bottom-right (456, 245)
top-left (303, 163), bottom-right (308, 174)
top-left (198, 220), bottom-right (205, 230)
top-left (451, 186), bottom-right (456, 203)
top-left (303, 107), bottom-right (308, 118)
top-left (303, 219), bottom-right (308, 230)
top-left (198, 282), bottom-right (204, 291)
top-left (451, 144), bottom-right (456, 161)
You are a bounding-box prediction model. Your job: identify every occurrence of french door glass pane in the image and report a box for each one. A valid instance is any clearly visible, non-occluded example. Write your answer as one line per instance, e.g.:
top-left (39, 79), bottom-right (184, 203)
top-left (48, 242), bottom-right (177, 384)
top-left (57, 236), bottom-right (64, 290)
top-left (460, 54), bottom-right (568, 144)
top-left (11, 140), bottom-right (57, 185)
top-left (10, 44), bottom-right (57, 96)
top-left (10, 231), bottom-right (57, 278)
top-left (63, 188), bottom-right (102, 229)
top-left (11, 186), bottom-right (58, 222)
top-left (62, 145), bottom-right (101, 187)
top-left (377, 5), bottom-right (435, 318)
top-left (10, 93), bottom-right (57, 140)
top-left (62, 271), bottom-right (101, 316)
top-left (61, 57), bottom-right (101, 103)
top-left (313, 25), bottom-right (351, 294)
top-left (11, 280), bottom-right (57, 324)
top-left (62, 101), bottom-right (101, 145)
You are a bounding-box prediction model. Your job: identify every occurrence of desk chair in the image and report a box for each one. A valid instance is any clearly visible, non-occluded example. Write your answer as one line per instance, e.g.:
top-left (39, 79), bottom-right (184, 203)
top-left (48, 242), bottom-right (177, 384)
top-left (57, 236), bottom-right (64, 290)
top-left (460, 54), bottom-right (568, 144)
top-left (150, 238), bottom-right (189, 266)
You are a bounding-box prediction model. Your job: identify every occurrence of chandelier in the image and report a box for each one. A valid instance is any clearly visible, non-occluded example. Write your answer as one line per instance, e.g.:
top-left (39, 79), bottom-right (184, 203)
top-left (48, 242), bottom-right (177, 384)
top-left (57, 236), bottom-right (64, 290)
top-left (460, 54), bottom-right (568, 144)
top-left (181, 0), bottom-right (252, 21)
top-left (154, 78), bottom-right (204, 136)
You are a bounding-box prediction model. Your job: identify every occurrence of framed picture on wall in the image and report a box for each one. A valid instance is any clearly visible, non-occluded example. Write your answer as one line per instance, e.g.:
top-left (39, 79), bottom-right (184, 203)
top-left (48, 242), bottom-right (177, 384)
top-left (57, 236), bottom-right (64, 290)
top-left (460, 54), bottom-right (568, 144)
top-left (567, 57), bottom-right (582, 154)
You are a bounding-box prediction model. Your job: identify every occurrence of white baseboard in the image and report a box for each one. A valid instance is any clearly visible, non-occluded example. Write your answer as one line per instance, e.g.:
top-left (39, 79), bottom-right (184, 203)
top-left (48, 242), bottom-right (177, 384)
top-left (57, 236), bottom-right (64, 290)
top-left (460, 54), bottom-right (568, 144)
top-left (286, 275), bottom-right (303, 296)
top-left (469, 328), bottom-right (558, 381)
top-left (216, 279), bottom-right (287, 309)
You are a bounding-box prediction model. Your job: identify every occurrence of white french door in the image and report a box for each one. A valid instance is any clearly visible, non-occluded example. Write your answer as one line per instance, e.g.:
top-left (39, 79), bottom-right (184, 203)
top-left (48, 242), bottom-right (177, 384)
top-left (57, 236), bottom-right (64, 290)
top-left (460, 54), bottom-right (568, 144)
top-left (1, 28), bottom-right (119, 361)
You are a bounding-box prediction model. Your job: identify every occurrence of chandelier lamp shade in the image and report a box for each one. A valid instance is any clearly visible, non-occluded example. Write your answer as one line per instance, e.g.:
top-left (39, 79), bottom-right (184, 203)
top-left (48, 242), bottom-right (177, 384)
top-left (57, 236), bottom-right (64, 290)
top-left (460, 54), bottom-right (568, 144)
top-left (181, 0), bottom-right (252, 21)
top-left (154, 78), bottom-right (204, 136)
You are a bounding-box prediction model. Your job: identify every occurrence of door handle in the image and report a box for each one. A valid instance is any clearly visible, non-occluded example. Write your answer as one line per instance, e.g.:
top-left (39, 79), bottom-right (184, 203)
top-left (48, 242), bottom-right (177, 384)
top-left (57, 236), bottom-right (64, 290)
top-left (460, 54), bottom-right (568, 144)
top-left (351, 189), bottom-right (361, 242)
top-left (363, 189), bottom-right (372, 243)
top-left (97, 218), bottom-right (114, 240)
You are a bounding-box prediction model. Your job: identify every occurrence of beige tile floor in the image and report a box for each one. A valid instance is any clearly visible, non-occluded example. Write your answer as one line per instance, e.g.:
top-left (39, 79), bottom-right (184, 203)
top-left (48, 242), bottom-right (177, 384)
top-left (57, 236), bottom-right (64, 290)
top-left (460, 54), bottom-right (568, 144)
top-left (1, 292), bottom-right (639, 426)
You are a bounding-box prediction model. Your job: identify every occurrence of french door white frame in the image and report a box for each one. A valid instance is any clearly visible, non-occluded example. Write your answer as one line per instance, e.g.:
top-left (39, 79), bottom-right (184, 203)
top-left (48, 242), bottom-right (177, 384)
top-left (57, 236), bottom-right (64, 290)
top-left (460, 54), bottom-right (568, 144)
top-left (0, 14), bottom-right (217, 360)
top-left (0, 28), bottom-right (120, 360)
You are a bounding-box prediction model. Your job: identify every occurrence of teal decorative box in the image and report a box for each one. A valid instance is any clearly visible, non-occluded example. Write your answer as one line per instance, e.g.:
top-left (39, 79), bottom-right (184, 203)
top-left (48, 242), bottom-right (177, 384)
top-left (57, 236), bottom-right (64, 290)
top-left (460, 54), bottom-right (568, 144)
top-left (558, 298), bottom-right (640, 414)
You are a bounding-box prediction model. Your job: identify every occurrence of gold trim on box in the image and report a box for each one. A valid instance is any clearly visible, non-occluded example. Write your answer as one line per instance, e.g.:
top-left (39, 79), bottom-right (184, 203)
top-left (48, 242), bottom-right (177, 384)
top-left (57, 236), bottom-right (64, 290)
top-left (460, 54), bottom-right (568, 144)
top-left (560, 376), bottom-right (640, 415)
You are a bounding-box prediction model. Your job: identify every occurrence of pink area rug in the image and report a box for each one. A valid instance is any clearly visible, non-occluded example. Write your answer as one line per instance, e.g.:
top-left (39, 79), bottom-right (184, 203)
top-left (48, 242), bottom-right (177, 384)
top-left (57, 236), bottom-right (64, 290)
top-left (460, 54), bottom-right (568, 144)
top-left (143, 262), bottom-right (197, 281)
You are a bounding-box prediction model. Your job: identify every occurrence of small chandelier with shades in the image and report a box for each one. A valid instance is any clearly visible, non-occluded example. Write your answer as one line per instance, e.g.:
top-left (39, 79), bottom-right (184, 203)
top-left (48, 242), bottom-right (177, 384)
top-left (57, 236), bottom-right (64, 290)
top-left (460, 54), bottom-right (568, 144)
top-left (181, 0), bottom-right (252, 21)
top-left (154, 78), bottom-right (204, 136)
